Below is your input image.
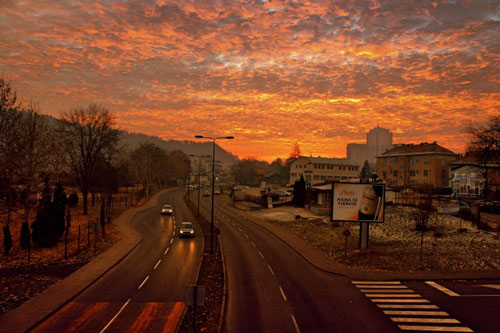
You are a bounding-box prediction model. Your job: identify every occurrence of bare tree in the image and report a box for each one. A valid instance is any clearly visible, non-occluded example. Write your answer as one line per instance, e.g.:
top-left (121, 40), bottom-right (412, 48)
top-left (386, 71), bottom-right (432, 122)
top-left (16, 103), bottom-right (52, 224)
top-left (58, 104), bottom-right (119, 215)
top-left (128, 143), bottom-right (167, 198)
top-left (412, 187), bottom-right (435, 269)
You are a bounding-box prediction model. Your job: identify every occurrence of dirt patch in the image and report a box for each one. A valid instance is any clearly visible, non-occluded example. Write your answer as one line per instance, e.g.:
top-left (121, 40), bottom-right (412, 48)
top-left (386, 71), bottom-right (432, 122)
top-left (248, 204), bottom-right (500, 272)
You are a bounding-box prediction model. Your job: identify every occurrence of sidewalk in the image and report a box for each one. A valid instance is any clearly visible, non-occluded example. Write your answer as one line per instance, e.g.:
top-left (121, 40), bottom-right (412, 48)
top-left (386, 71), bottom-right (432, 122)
top-left (224, 197), bottom-right (500, 281)
top-left (0, 188), bottom-right (172, 333)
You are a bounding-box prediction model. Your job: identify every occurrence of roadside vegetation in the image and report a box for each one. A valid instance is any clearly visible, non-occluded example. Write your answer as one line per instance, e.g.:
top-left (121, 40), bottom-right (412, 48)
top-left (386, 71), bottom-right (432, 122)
top-left (0, 76), bottom-right (191, 314)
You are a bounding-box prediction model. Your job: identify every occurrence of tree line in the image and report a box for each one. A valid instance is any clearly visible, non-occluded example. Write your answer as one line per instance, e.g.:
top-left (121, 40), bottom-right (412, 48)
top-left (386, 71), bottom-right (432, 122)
top-left (0, 76), bottom-right (190, 253)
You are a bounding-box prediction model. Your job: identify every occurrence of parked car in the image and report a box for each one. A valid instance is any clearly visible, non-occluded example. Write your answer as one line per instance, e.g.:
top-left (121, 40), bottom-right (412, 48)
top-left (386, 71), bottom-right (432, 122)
top-left (214, 189), bottom-right (221, 195)
top-left (203, 191), bottom-right (210, 197)
top-left (458, 201), bottom-right (471, 215)
top-left (277, 190), bottom-right (292, 197)
top-left (161, 204), bottom-right (173, 215)
top-left (179, 221), bottom-right (195, 238)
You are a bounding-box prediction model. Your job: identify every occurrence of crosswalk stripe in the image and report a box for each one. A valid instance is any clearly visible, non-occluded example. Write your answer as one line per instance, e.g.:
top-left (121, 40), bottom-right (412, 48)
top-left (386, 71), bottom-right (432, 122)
top-left (383, 311), bottom-right (449, 316)
top-left (397, 325), bottom-right (473, 332)
top-left (366, 294), bottom-right (422, 298)
top-left (361, 289), bottom-right (413, 293)
top-left (352, 281), bottom-right (401, 284)
top-left (372, 299), bottom-right (430, 303)
top-left (392, 318), bottom-right (461, 324)
top-left (377, 304), bottom-right (439, 309)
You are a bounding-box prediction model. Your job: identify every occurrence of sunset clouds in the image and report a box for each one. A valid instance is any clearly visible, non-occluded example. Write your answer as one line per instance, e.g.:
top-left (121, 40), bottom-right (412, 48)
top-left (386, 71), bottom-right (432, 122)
top-left (1, 0), bottom-right (499, 161)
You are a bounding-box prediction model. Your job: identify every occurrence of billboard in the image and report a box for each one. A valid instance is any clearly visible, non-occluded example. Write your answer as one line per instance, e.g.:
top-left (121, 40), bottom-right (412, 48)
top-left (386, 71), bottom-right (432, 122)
top-left (331, 183), bottom-right (385, 223)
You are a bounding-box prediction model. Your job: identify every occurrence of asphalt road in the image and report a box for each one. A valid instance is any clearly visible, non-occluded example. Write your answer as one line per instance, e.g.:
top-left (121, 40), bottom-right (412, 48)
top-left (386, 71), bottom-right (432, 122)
top-left (192, 191), bottom-right (398, 333)
top-left (31, 187), bottom-right (203, 332)
top-left (193, 190), bottom-right (500, 333)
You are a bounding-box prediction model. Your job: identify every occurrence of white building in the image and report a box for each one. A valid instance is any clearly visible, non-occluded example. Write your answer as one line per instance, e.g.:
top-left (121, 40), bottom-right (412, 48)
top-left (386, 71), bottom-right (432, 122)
top-left (347, 126), bottom-right (393, 168)
top-left (289, 156), bottom-right (360, 186)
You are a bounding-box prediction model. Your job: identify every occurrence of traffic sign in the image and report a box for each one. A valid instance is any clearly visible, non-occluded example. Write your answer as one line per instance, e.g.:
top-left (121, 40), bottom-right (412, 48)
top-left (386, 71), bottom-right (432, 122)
top-left (214, 227), bottom-right (220, 235)
top-left (343, 229), bottom-right (351, 237)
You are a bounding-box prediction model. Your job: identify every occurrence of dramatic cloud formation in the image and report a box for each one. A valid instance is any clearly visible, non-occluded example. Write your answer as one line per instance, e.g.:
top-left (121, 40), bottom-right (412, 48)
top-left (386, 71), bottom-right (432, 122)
top-left (1, 0), bottom-right (499, 161)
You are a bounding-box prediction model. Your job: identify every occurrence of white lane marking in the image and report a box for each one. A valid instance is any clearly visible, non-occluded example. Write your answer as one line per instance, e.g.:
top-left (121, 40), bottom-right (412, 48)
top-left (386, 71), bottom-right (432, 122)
top-left (154, 260), bottom-right (161, 270)
top-left (361, 289), bottom-right (414, 293)
top-left (366, 294), bottom-right (422, 298)
top-left (397, 325), bottom-right (472, 332)
top-left (392, 318), bottom-right (461, 324)
top-left (384, 311), bottom-right (449, 316)
top-left (291, 314), bottom-right (301, 333)
top-left (238, 228), bottom-right (243, 232)
top-left (279, 286), bottom-right (287, 302)
top-left (352, 281), bottom-right (401, 284)
top-left (372, 299), bottom-right (430, 303)
top-left (170, 238), bottom-right (174, 244)
top-left (99, 298), bottom-right (131, 333)
top-left (267, 264), bottom-right (275, 276)
top-left (231, 223), bottom-right (235, 226)
top-left (357, 285), bottom-right (408, 289)
top-left (251, 241), bottom-right (256, 248)
top-left (377, 304), bottom-right (439, 309)
top-left (244, 233), bottom-right (249, 239)
top-left (425, 281), bottom-right (460, 297)
top-left (258, 251), bottom-right (264, 259)
top-left (173, 231), bottom-right (176, 236)
top-left (164, 247), bottom-right (169, 255)
top-left (138, 276), bottom-right (150, 290)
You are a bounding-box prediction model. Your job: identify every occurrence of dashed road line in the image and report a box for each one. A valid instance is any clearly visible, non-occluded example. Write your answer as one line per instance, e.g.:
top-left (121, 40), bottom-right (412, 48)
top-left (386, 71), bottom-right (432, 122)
top-left (154, 259), bottom-right (161, 270)
top-left (238, 228), bottom-right (243, 232)
top-left (170, 238), bottom-right (174, 244)
top-left (291, 314), bottom-right (301, 333)
top-left (173, 231), bottom-right (176, 236)
top-left (244, 233), bottom-right (249, 239)
top-left (251, 241), bottom-right (256, 248)
top-left (258, 251), bottom-right (264, 259)
top-left (278, 286), bottom-right (287, 302)
top-left (164, 247), bottom-right (169, 255)
top-left (138, 276), bottom-right (150, 290)
top-left (425, 281), bottom-right (460, 297)
top-left (267, 264), bottom-right (275, 275)
top-left (353, 281), bottom-right (473, 332)
top-left (99, 298), bottom-right (131, 333)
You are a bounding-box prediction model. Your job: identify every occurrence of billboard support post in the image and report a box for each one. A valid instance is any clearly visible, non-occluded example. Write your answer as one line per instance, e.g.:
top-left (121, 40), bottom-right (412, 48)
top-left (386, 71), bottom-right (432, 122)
top-left (359, 222), bottom-right (369, 250)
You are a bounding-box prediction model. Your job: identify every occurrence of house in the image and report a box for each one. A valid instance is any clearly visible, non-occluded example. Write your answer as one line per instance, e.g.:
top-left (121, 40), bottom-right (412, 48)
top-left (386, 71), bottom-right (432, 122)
top-left (376, 142), bottom-right (458, 189)
top-left (450, 151), bottom-right (500, 200)
top-left (260, 172), bottom-right (287, 187)
top-left (289, 156), bottom-right (360, 186)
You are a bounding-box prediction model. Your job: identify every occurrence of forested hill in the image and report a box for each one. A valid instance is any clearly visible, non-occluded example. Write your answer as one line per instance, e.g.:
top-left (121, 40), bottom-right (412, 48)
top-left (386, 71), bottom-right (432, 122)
top-left (120, 131), bottom-right (239, 166)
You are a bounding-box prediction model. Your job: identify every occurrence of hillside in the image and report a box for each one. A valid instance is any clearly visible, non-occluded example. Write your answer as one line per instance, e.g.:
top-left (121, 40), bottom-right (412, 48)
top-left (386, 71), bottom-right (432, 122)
top-left (120, 131), bottom-right (239, 166)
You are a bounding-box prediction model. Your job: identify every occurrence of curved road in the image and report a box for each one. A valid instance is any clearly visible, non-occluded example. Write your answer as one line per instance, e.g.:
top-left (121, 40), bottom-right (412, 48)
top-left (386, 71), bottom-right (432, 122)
top-left (32, 187), bottom-right (203, 332)
top-left (191, 190), bottom-right (398, 333)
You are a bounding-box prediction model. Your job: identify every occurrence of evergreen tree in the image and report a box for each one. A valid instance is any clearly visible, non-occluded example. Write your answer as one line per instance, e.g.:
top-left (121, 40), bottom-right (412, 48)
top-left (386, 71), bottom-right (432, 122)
top-left (20, 221), bottom-right (30, 249)
top-left (292, 175), bottom-right (306, 207)
top-left (68, 191), bottom-right (78, 208)
top-left (53, 182), bottom-right (67, 238)
top-left (3, 224), bottom-right (12, 255)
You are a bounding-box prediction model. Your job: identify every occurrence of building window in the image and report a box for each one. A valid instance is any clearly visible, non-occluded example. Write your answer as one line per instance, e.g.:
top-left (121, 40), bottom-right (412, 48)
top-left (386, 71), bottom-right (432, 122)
top-left (393, 159), bottom-right (398, 166)
top-left (424, 170), bottom-right (428, 177)
top-left (383, 160), bottom-right (387, 166)
top-left (409, 170), bottom-right (416, 177)
top-left (383, 171), bottom-right (387, 178)
top-left (393, 170), bottom-right (398, 177)
top-left (410, 159), bottom-right (416, 166)
top-left (313, 175), bottom-right (320, 180)
top-left (442, 160), bottom-right (446, 166)
top-left (424, 159), bottom-right (429, 165)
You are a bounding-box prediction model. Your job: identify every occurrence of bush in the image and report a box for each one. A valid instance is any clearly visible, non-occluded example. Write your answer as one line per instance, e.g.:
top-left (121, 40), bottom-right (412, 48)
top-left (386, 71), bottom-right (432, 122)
top-left (3, 225), bottom-right (12, 255)
top-left (20, 221), bottom-right (30, 249)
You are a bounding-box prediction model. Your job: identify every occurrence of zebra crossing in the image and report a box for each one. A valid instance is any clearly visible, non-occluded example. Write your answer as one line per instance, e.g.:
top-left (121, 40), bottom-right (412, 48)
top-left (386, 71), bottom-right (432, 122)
top-left (352, 281), bottom-right (473, 332)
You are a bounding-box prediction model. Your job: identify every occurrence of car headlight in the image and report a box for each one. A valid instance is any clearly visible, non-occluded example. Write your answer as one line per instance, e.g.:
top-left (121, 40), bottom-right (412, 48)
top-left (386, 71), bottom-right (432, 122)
top-left (190, 230), bottom-right (194, 234)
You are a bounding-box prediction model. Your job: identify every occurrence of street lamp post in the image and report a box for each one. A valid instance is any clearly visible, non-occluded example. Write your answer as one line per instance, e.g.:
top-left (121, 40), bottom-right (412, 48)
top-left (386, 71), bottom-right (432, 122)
top-left (190, 154), bottom-right (209, 217)
top-left (195, 135), bottom-right (234, 254)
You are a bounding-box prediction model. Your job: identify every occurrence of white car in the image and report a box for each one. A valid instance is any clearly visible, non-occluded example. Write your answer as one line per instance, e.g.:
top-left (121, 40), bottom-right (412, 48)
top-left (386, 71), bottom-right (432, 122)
top-left (179, 221), bottom-right (195, 238)
top-left (161, 204), bottom-right (173, 215)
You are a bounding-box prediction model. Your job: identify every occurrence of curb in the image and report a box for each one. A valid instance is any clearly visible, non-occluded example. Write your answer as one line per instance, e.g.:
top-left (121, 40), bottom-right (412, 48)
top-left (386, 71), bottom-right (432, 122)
top-left (0, 188), bottom-right (174, 333)
top-left (223, 197), bottom-right (500, 281)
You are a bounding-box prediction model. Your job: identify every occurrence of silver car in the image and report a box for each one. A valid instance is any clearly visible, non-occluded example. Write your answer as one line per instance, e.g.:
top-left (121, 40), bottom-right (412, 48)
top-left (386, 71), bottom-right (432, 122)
top-left (161, 204), bottom-right (173, 215)
top-left (179, 221), bottom-right (195, 238)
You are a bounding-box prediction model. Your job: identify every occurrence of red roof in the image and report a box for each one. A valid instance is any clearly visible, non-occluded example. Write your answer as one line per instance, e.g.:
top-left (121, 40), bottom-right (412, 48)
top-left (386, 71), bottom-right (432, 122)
top-left (381, 142), bottom-right (456, 156)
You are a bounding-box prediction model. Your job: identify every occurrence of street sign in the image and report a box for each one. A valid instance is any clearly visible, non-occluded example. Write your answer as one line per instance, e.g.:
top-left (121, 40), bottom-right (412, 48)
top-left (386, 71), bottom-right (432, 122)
top-left (343, 228), bottom-right (351, 237)
top-left (214, 227), bottom-right (220, 235)
top-left (185, 285), bottom-right (205, 306)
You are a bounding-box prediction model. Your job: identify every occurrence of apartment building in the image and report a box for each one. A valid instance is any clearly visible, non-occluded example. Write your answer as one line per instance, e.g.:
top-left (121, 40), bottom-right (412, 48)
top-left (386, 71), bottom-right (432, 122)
top-left (289, 156), bottom-right (360, 186)
top-left (377, 142), bottom-right (458, 189)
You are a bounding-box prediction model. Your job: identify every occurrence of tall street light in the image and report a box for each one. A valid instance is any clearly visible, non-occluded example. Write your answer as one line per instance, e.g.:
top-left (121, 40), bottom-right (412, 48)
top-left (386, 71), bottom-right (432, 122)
top-left (194, 135), bottom-right (234, 254)
top-left (190, 154), bottom-right (209, 217)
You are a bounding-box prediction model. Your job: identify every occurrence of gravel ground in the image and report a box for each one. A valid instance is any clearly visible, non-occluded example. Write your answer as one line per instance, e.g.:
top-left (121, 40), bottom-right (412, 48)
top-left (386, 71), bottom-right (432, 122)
top-left (247, 204), bottom-right (500, 272)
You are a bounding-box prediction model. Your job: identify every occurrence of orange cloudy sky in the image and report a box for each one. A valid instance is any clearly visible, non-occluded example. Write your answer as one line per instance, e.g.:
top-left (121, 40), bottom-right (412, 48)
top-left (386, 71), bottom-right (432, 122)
top-left (1, 0), bottom-right (499, 161)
